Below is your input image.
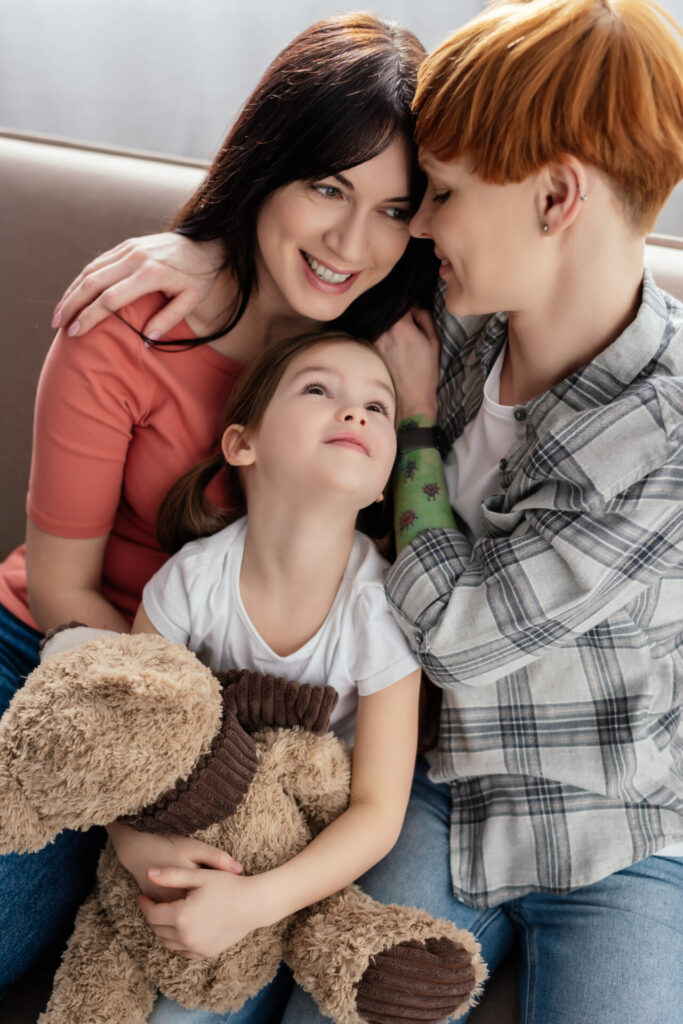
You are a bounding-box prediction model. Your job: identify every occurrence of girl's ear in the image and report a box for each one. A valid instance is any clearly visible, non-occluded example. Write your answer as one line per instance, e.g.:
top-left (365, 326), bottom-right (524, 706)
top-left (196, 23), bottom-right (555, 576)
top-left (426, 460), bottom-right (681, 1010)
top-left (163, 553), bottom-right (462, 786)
top-left (538, 157), bottom-right (589, 236)
top-left (221, 424), bottom-right (255, 467)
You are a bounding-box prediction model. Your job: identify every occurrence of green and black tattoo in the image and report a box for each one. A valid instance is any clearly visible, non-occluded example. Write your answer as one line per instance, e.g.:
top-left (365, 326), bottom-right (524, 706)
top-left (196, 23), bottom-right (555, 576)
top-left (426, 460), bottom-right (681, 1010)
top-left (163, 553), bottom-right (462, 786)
top-left (393, 415), bottom-right (455, 552)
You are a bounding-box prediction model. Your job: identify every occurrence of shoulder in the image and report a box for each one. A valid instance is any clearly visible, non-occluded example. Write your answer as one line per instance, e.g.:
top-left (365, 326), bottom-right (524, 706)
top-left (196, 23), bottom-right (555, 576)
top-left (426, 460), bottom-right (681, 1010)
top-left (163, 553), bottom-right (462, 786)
top-left (342, 534), bottom-right (399, 623)
top-left (168, 517), bottom-right (247, 572)
top-left (41, 294), bottom-right (166, 382)
top-left (345, 532), bottom-right (391, 583)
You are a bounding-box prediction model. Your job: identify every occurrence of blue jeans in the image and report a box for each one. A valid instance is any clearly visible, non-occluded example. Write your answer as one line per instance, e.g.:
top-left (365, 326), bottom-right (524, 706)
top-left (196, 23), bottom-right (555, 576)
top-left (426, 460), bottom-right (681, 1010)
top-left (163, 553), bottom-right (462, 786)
top-left (0, 603), bottom-right (106, 997)
top-left (282, 759), bottom-right (683, 1024)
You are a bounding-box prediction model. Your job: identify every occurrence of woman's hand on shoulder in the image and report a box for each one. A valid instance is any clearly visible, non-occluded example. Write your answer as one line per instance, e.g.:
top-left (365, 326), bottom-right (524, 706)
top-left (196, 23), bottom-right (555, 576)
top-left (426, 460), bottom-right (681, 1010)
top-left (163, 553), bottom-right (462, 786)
top-left (106, 820), bottom-right (242, 903)
top-left (52, 234), bottom-right (224, 340)
top-left (376, 308), bottom-right (441, 422)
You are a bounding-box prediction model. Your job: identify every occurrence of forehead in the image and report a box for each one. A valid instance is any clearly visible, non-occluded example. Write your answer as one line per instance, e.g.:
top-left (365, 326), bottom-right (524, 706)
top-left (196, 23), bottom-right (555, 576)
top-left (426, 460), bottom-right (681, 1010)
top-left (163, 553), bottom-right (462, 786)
top-left (418, 148), bottom-right (472, 178)
top-left (325, 136), bottom-right (412, 200)
top-left (286, 341), bottom-right (395, 390)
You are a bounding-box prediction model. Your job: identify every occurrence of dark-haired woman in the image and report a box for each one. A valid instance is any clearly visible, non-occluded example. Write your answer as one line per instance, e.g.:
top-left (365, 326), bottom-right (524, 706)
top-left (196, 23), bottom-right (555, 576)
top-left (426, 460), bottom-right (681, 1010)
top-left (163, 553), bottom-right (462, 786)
top-left (0, 14), bottom-right (437, 1004)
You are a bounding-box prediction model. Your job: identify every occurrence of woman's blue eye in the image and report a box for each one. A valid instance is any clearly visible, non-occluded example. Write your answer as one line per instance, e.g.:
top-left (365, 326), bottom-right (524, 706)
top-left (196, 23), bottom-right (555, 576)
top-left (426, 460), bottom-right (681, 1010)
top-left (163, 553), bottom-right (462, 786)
top-left (385, 207), bottom-right (411, 222)
top-left (312, 183), bottom-right (341, 199)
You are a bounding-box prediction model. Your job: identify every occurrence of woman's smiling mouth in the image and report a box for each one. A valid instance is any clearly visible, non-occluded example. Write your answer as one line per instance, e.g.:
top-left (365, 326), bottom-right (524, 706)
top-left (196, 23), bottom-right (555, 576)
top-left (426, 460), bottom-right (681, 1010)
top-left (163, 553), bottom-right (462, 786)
top-left (300, 251), bottom-right (361, 292)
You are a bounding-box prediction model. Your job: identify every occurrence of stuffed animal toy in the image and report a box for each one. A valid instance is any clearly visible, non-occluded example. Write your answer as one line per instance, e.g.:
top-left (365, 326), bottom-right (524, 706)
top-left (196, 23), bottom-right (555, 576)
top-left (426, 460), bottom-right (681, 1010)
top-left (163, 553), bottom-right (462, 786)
top-left (0, 632), bottom-right (486, 1024)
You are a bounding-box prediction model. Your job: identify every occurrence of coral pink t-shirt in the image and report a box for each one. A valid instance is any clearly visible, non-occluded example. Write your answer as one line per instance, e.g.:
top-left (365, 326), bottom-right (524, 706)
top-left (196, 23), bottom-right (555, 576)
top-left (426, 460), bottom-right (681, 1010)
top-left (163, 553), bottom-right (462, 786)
top-left (0, 294), bottom-right (241, 629)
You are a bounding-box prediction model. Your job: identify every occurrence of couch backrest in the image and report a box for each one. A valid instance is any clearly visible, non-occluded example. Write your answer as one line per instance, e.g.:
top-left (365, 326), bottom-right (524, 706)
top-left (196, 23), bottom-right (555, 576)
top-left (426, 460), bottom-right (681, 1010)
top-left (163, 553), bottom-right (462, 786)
top-left (0, 131), bottom-right (203, 557)
top-left (1, 130), bottom-right (682, 557)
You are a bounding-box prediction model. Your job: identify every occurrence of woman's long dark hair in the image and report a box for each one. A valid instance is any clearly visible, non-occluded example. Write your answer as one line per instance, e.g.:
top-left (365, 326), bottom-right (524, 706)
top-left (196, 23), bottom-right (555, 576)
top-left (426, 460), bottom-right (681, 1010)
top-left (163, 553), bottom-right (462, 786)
top-left (160, 14), bottom-right (437, 345)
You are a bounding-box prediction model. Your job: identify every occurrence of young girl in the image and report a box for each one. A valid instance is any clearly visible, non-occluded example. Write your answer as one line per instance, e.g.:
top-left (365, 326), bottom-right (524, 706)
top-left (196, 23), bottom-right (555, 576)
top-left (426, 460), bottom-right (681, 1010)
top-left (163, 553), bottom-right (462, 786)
top-left (119, 331), bottom-right (424, 1007)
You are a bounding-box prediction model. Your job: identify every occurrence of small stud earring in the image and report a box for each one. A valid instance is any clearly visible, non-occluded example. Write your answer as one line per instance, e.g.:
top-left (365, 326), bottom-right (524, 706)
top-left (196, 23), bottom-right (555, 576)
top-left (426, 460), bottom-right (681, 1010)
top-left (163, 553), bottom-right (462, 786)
top-left (578, 190), bottom-right (588, 202)
top-left (542, 224), bottom-right (549, 233)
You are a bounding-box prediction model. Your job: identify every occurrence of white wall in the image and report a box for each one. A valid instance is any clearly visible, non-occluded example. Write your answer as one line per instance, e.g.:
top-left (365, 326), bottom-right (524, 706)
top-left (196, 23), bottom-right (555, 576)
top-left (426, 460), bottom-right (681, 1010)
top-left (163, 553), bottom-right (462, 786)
top-left (1, 0), bottom-right (681, 233)
top-left (0, 0), bottom-right (484, 157)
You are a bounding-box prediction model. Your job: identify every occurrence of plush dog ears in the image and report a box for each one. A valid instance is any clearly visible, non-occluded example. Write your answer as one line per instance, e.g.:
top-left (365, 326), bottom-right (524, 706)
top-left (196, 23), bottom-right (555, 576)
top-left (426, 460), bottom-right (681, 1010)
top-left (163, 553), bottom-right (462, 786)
top-left (0, 634), bottom-right (223, 851)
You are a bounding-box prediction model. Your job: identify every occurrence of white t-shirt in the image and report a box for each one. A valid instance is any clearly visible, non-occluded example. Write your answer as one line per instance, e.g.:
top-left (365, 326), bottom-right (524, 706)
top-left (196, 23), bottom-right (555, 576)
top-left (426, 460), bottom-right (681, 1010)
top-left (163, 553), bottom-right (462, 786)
top-left (143, 517), bottom-right (419, 744)
top-left (443, 344), bottom-right (521, 538)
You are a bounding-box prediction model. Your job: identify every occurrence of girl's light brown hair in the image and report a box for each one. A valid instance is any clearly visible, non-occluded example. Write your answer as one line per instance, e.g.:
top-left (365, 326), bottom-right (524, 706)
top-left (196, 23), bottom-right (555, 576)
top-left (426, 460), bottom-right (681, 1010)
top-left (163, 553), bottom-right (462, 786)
top-left (157, 332), bottom-right (394, 553)
top-left (413, 0), bottom-right (683, 232)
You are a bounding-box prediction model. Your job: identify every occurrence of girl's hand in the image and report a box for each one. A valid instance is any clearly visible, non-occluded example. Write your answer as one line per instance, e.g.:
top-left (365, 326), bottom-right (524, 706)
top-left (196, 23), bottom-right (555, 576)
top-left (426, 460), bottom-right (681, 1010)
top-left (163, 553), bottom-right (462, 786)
top-left (375, 308), bottom-right (441, 422)
top-left (138, 867), bottom-right (266, 959)
top-left (106, 821), bottom-right (241, 903)
top-left (52, 234), bottom-right (224, 339)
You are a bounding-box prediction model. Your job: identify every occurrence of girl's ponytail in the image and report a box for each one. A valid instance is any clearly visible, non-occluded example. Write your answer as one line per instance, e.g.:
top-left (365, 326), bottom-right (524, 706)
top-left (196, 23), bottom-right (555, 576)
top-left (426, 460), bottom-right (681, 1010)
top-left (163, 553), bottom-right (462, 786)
top-left (156, 452), bottom-right (243, 554)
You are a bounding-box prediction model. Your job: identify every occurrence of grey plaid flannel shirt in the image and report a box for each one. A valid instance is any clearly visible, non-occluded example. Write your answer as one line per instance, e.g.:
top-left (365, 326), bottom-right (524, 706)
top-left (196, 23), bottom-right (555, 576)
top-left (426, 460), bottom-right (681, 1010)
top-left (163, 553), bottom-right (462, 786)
top-left (386, 270), bottom-right (683, 908)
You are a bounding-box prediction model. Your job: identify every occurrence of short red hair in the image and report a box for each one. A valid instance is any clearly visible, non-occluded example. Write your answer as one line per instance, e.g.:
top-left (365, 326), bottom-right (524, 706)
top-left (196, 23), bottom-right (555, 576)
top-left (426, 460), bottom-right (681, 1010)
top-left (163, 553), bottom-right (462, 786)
top-left (414, 0), bottom-right (683, 232)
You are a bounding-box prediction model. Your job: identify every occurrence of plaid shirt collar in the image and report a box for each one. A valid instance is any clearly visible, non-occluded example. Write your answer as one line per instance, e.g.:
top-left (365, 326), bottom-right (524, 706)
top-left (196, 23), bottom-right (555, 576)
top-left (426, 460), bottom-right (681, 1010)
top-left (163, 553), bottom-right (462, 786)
top-left (435, 268), bottom-right (670, 445)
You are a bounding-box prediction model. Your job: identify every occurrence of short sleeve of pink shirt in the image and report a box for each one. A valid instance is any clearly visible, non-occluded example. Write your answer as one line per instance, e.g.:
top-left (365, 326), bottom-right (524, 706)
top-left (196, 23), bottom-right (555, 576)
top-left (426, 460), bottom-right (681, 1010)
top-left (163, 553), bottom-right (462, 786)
top-left (0, 294), bottom-right (242, 628)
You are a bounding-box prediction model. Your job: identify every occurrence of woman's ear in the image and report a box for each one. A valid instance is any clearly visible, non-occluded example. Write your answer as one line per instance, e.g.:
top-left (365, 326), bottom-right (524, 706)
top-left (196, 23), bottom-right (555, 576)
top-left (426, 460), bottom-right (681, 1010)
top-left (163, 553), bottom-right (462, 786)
top-left (221, 424), bottom-right (255, 467)
top-left (538, 157), bottom-right (589, 236)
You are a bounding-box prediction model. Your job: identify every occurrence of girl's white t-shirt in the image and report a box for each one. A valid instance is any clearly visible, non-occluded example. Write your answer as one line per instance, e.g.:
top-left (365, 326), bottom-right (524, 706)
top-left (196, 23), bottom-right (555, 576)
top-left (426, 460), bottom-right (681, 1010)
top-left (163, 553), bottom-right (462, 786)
top-left (143, 517), bottom-right (419, 744)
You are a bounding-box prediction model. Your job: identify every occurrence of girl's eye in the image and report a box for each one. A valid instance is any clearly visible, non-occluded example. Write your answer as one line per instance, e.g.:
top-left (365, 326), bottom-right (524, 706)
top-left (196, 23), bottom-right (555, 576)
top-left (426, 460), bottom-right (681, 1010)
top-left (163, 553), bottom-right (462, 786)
top-left (311, 183), bottom-right (342, 200)
top-left (432, 190), bottom-right (451, 205)
top-left (366, 401), bottom-right (391, 416)
top-left (302, 382), bottom-right (329, 396)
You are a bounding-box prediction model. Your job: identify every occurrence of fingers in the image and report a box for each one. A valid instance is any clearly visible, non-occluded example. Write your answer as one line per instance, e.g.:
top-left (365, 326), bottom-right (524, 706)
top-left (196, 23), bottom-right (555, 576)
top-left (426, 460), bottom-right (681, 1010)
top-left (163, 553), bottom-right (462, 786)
top-left (53, 241), bottom-right (143, 325)
top-left (142, 285), bottom-right (211, 341)
top-left (147, 865), bottom-right (203, 890)
top-left (54, 253), bottom-right (149, 335)
top-left (53, 233), bottom-right (220, 339)
top-left (188, 842), bottom-right (242, 874)
top-left (138, 893), bottom-right (184, 926)
top-left (138, 895), bottom-right (204, 959)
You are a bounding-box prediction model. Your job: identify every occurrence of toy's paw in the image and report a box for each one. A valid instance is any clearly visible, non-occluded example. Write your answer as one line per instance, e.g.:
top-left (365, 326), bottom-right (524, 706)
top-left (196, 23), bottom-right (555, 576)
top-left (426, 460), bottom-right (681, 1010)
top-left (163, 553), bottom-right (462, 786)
top-left (356, 936), bottom-right (479, 1024)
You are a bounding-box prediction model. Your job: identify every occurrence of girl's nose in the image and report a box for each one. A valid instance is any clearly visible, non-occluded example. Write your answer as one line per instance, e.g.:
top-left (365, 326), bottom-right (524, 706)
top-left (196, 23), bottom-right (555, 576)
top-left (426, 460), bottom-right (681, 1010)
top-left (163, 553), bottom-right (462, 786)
top-left (343, 410), bottom-right (367, 427)
top-left (410, 194), bottom-right (433, 239)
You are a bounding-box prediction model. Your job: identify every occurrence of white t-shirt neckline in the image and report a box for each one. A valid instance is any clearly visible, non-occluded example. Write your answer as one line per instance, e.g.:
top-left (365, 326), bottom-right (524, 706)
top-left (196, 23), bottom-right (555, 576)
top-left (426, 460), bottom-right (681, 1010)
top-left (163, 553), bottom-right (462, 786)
top-left (230, 520), bottom-right (351, 663)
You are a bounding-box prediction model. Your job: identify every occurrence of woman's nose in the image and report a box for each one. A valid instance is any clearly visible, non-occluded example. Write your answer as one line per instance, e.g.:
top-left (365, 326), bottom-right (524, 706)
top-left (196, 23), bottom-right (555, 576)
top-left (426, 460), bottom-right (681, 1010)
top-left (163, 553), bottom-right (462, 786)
top-left (410, 194), bottom-right (433, 239)
top-left (325, 212), bottom-right (367, 265)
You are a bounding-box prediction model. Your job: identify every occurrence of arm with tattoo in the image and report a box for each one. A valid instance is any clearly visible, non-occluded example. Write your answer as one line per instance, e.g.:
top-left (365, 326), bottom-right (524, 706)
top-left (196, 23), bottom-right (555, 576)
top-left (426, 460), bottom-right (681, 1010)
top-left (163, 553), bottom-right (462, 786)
top-left (393, 414), bottom-right (455, 553)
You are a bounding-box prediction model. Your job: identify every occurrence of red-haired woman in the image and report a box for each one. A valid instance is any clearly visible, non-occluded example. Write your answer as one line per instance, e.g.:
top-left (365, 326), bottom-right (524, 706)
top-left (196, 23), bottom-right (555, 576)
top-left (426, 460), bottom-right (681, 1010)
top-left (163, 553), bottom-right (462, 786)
top-left (55, 3), bottom-right (683, 1022)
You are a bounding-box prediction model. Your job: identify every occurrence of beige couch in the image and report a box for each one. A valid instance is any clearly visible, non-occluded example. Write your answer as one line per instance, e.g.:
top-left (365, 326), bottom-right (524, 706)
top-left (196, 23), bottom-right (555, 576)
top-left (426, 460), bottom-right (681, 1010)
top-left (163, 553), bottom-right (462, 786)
top-left (1, 129), bottom-right (682, 1024)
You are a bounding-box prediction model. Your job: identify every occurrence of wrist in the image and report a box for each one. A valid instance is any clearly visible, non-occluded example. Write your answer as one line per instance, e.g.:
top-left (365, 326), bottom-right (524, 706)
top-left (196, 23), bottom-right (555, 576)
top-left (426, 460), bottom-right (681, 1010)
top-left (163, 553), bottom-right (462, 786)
top-left (397, 413), bottom-right (438, 431)
top-left (239, 871), bottom-right (286, 929)
top-left (247, 865), bottom-right (303, 927)
top-left (396, 418), bottom-right (446, 460)
top-left (397, 403), bottom-right (439, 423)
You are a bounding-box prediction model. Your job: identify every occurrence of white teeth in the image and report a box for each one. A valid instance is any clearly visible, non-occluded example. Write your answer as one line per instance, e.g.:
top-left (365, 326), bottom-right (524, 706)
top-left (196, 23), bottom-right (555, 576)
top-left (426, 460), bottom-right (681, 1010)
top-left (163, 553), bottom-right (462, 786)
top-left (305, 254), bottom-right (352, 284)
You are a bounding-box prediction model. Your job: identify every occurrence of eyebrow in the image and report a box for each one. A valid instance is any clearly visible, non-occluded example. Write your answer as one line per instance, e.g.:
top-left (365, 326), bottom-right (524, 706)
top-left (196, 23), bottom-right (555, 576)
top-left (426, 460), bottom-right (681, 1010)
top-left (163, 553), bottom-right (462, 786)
top-left (292, 365), bottom-right (396, 399)
top-left (331, 173), bottom-right (410, 205)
